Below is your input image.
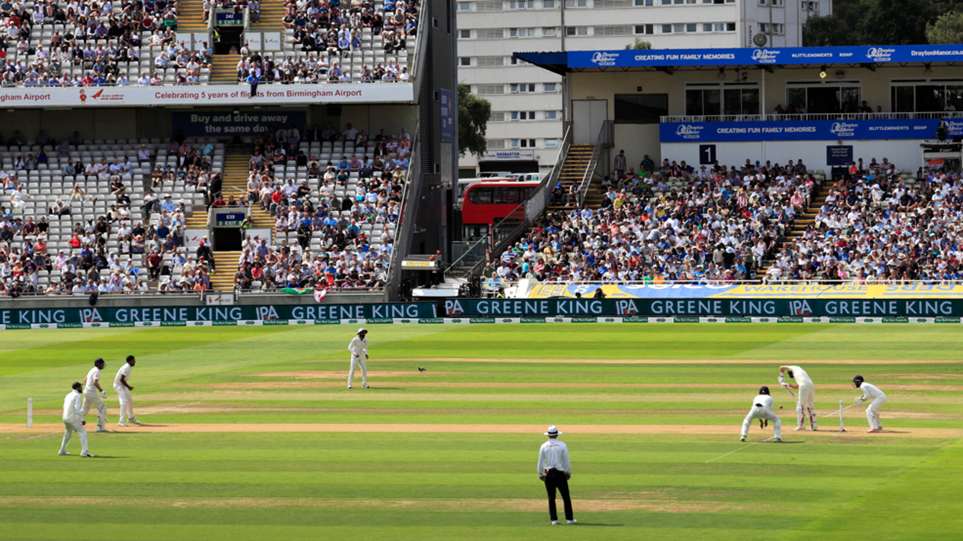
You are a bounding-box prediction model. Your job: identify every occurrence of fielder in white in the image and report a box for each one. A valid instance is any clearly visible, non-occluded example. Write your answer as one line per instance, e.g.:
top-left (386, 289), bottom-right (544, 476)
top-left (853, 375), bottom-right (887, 433)
top-left (347, 328), bottom-right (369, 389)
top-left (740, 386), bottom-right (782, 442)
top-left (779, 365), bottom-right (817, 431)
top-left (59, 382), bottom-right (94, 457)
top-left (114, 355), bottom-right (140, 427)
top-left (82, 358), bottom-right (110, 432)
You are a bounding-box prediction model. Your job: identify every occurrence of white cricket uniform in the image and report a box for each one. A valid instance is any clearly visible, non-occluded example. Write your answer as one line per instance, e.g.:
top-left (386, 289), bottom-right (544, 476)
top-left (113, 363), bottom-right (134, 423)
top-left (858, 382), bottom-right (887, 430)
top-left (740, 394), bottom-right (782, 439)
top-left (537, 439), bottom-right (572, 475)
top-left (786, 365), bottom-right (815, 425)
top-left (60, 390), bottom-right (89, 454)
top-left (347, 336), bottom-right (368, 386)
top-left (82, 366), bottom-right (107, 430)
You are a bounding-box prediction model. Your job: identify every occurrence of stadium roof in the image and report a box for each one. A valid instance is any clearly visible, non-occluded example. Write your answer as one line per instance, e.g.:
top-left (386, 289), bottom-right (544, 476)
top-left (514, 44), bottom-right (963, 75)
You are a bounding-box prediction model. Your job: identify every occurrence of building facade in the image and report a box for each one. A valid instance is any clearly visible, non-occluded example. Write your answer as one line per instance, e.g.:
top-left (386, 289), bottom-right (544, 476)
top-left (456, 0), bottom-right (831, 176)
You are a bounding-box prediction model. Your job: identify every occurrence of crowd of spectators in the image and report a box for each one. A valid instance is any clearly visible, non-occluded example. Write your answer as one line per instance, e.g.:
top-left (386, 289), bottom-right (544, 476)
top-left (233, 0), bottom-right (418, 84)
top-left (0, 129), bottom-right (224, 297)
top-left (488, 157), bottom-right (819, 287)
top-left (767, 160), bottom-right (963, 282)
top-left (225, 123), bottom-right (409, 291)
top-left (0, 0), bottom-right (207, 87)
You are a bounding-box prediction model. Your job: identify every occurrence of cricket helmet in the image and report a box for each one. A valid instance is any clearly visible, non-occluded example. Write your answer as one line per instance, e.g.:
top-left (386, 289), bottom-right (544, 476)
top-left (853, 375), bottom-right (864, 388)
top-left (759, 386), bottom-right (770, 395)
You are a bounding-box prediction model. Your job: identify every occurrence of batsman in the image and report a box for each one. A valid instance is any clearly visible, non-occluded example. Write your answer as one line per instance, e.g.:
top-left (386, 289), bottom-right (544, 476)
top-left (778, 365), bottom-right (817, 431)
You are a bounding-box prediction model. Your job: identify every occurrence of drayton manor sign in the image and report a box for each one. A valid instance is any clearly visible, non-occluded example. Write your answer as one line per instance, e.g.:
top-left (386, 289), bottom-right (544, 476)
top-left (569, 44), bottom-right (963, 69)
top-left (660, 118), bottom-right (963, 142)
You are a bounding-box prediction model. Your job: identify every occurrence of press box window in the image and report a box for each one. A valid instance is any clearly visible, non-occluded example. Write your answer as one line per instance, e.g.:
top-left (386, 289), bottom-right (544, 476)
top-left (614, 94), bottom-right (668, 124)
top-left (685, 84), bottom-right (760, 116)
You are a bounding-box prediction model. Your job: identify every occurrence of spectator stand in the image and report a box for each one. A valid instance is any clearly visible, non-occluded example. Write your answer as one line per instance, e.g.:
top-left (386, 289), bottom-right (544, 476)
top-left (0, 133), bottom-right (226, 296)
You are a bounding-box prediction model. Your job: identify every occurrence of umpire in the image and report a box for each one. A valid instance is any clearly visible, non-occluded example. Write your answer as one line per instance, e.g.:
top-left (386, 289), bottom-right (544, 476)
top-left (537, 425), bottom-right (576, 525)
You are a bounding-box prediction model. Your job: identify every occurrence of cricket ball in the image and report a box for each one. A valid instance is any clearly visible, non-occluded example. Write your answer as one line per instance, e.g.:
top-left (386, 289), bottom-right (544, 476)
top-left (779, 406), bottom-right (783, 409)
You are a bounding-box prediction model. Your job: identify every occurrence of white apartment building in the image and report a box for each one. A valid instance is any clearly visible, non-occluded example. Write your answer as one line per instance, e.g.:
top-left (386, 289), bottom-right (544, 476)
top-left (456, 0), bottom-right (832, 175)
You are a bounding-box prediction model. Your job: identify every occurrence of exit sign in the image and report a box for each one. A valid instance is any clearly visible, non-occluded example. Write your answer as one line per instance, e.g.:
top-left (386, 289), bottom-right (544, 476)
top-left (215, 212), bottom-right (245, 226)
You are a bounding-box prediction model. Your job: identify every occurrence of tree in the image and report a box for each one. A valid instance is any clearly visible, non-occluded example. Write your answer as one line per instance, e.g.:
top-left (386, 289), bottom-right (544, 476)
top-left (858, 0), bottom-right (940, 45)
top-left (927, 10), bottom-right (963, 43)
top-left (802, 0), bottom-right (864, 46)
top-left (625, 38), bottom-right (652, 50)
top-left (458, 83), bottom-right (491, 157)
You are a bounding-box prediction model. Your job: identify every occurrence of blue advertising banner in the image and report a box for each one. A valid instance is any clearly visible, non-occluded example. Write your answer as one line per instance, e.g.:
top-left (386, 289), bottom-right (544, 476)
top-left (440, 88), bottom-right (454, 143)
top-left (171, 111), bottom-right (308, 137)
top-left (826, 145), bottom-right (853, 166)
top-left (660, 118), bottom-right (963, 143)
top-left (568, 45), bottom-right (963, 69)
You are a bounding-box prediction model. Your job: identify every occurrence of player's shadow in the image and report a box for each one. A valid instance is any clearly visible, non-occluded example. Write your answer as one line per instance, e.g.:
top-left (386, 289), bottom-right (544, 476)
top-left (777, 441), bottom-right (805, 444)
top-left (574, 523), bottom-right (624, 527)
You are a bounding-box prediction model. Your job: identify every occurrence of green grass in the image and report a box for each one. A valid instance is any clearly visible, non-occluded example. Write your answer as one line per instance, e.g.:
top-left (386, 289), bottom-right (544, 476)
top-left (1, 324), bottom-right (962, 540)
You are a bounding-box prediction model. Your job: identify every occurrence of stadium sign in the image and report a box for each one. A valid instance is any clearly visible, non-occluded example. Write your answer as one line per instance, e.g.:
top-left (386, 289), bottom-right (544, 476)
top-left (528, 283), bottom-right (963, 299)
top-left (172, 112), bottom-right (308, 138)
top-left (566, 45), bottom-right (963, 68)
top-left (441, 299), bottom-right (963, 318)
top-left (0, 303), bottom-right (436, 326)
top-left (0, 84), bottom-right (415, 108)
top-left (660, 118), bottom-right (960, 143)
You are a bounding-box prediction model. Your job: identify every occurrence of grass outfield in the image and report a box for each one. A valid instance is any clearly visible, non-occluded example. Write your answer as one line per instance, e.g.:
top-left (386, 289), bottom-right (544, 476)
top-left (1, 324), bottom-right (961, 540)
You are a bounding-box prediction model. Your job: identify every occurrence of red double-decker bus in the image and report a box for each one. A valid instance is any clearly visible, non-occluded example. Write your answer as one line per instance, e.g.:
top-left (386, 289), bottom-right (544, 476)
top-left (459, 180), bottom-right (540, 239)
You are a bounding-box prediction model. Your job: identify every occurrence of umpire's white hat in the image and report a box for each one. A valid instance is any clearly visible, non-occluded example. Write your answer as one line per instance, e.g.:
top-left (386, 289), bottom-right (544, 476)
top-left (544, 425), bottom-right (562, 436)
top-left (357, 328), bottom-right (368, 334)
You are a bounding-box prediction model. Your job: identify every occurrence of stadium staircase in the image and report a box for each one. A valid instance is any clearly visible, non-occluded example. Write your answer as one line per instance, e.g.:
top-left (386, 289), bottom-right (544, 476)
top-left (222, 155), bottom-right (273, 227)
top-left (211, 55), bottom-right (241, 84)
top-left (547, 144), bottom-right (596, 212)
top-left (210, 251), bottom-right (241, 290)
top-left (756, 184), bottom-right (830, 279)
top-left (251, 0), bottom-right (286, 30)
top-left (184, 209), bottom-right (208, 229)
top-left (177, 1), bottom-right (208, 33)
